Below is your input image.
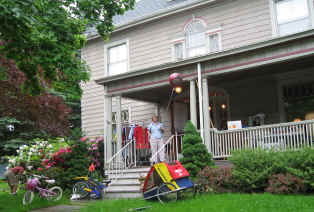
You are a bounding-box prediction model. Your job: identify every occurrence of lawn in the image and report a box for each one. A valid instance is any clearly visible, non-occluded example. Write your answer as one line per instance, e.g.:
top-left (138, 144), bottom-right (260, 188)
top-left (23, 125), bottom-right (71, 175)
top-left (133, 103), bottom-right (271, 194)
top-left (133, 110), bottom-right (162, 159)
top-left (79, 193), bottom-right (314, 212)
top-left (0, 180), bottom-right (69, 212)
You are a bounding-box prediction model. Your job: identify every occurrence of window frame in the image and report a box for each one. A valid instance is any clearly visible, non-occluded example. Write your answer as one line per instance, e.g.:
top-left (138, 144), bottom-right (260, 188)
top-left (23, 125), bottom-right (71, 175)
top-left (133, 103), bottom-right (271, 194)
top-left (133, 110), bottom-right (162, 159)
top-left (104, 39), bottom-right (130, 77)
top-left (171, 38), bottom-right (186, 61)
top-left (206, 28), bottom-right (222, 53)
top-left (184, 19), bottom-right (207, 58)
top-left (270, 0), bottom-right (314, 37)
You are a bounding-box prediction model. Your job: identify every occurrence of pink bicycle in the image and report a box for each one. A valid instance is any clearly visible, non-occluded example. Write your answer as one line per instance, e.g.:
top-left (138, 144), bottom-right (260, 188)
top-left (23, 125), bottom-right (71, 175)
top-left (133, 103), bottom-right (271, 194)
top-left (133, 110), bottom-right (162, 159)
top-left (22, 174), bottom-right (63, 205)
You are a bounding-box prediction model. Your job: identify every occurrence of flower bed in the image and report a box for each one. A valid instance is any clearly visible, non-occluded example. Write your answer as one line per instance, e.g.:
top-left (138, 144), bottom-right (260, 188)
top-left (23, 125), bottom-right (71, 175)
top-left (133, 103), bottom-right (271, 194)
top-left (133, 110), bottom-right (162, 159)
top-left (7, 136), bottom-right (104, 189)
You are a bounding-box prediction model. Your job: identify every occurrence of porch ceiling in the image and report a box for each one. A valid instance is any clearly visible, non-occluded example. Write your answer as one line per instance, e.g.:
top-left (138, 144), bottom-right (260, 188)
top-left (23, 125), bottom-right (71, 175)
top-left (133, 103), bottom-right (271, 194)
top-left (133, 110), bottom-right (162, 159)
top-left (122, 54), bottom-right (314, 103)
top-left (123, 81), bottom-right (190, 103)
top-left (207, 54), bottom-right (314, 85)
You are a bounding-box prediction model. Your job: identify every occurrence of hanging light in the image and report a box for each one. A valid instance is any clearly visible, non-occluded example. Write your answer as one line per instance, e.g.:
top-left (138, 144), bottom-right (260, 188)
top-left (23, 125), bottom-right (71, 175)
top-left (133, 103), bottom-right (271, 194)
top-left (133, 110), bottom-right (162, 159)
top-left (221, 104), bottom-right (227, 109)
top-left (208, 106), bottom-right (212, 111)
top-left (174, 86), bottom-right (183, 94)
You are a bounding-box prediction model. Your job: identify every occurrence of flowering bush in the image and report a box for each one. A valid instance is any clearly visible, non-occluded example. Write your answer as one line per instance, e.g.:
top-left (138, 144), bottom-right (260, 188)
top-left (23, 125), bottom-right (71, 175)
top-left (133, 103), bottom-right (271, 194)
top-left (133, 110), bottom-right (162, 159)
top-left (80, 136), bottom-right (104, 175)
top-left (265, 174), bottom-right (305, 194)
top-left (196, 166), bottom-right (235, 193)
top-left (7, 139), bottom-right (55, 171)
top-left (7, 136), bottom-right (104, 189)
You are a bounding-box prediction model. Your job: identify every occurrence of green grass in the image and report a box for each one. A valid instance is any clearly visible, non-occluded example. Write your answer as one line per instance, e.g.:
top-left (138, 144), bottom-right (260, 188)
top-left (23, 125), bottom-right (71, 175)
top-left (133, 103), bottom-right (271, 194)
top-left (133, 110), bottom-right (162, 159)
top-left (79, 193), bottom-right (314, 212)
top-left (0, 180), bottom-right (69, 212)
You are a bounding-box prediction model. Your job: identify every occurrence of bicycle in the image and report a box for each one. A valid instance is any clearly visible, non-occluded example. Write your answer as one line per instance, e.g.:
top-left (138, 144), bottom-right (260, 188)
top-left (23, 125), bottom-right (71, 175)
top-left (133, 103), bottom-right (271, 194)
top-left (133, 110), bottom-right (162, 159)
top-left (71, 176), bottom-right (111, 200)
top-left (22, 174), bottom-right (63, 205)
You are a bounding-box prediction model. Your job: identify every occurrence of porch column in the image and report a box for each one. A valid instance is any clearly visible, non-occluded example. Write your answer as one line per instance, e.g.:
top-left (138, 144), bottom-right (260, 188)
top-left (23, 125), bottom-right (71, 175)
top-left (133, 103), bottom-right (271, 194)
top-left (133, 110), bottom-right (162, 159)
top-left (104, 91), bottom-right (112, 165)
top-left (116, 95), bottom-right (122, 153)
top-left (189, 80), bottom-right (197, 127)
top-left (202, 78), bottom-right (211, 152)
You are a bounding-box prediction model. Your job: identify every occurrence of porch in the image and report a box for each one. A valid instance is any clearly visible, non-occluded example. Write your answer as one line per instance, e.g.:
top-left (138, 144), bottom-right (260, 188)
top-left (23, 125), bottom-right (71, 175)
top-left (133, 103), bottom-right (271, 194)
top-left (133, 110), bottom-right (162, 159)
top-left (96, 29), bottom-right (314, 165)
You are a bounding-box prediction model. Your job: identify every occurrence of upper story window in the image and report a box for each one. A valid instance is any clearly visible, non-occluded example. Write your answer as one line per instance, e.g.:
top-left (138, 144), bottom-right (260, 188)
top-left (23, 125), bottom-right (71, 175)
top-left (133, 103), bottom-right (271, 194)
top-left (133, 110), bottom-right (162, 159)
top-left (172, 19), bottom-right (222, 61)
top-left (107, 43), bottom-right (128, 76)
top-left (274, 0), bottom-right (312, 36)
top-left (185, 20), bottom-right (206, 57)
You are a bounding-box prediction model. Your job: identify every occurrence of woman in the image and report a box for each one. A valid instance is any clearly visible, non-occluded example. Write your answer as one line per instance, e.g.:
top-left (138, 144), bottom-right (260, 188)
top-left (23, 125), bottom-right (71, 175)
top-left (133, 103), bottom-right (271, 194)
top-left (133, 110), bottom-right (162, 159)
top-left (148, 115), bottom-right (165, 164)
top-left (5, 162), bottom-right (25, 195)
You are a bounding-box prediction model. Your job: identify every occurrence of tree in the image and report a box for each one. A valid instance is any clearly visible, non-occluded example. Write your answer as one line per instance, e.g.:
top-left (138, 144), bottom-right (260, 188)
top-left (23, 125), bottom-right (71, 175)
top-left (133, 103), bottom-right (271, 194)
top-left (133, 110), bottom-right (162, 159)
top-left (0, 55), bottom-right (72, 155)
top-left (180, 121), bottom-right (214, 178)
top-left (0, 0), bottom-right (135, 94)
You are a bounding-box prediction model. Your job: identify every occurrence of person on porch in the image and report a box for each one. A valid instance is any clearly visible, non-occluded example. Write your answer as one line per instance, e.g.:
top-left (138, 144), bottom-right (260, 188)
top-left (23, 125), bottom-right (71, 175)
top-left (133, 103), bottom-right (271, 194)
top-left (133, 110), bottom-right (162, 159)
top-left (148, 115), bottom-right (165, 164)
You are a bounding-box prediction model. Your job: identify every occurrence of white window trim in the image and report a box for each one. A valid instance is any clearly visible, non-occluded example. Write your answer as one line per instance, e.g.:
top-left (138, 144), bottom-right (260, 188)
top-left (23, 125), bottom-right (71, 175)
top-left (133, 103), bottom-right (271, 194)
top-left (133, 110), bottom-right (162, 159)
top-left (104, 39), bottom-right (130, 77)
top-left (206, 28), bottom-right (222, 53)
top-left (171, 37), bottom-right (186, 61)
top-left (270, 0), bottom-right (314, 37)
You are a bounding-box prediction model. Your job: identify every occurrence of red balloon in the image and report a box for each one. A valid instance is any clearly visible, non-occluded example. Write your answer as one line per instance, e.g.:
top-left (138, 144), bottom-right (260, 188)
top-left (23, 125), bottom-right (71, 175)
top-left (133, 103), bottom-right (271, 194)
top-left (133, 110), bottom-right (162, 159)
top-left (169, 73), bottom-right (183, 87)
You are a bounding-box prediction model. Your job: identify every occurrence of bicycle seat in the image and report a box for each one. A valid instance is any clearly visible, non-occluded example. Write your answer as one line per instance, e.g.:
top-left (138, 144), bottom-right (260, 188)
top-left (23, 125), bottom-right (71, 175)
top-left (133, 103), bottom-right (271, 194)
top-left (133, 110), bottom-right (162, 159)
top-left (45, 179), bottom-right (55, 184)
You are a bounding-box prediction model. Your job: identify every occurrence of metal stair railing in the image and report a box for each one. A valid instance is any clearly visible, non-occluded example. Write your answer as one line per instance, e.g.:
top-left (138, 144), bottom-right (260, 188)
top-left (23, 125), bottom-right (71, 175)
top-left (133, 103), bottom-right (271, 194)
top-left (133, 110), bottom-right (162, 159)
top-left (106, 139), bottom-right (136, 185)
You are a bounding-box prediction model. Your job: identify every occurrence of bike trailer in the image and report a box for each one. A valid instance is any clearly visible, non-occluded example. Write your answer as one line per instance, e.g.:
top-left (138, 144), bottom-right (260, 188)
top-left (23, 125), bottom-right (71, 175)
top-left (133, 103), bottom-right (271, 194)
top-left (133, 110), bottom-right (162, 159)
top-left (142, 161), bottom-right (194, 200)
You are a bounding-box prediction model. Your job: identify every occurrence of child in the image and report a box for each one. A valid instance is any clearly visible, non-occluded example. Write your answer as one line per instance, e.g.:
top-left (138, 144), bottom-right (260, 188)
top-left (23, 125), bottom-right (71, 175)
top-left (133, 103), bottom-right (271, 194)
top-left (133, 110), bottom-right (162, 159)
top-left (5, 162), bottom-right (25, 195)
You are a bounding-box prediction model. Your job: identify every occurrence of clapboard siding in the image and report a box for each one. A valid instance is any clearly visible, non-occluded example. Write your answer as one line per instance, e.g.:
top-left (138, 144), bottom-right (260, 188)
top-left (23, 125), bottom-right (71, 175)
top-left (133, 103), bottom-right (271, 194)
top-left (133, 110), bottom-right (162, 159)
top-left (82, 0), bottom-right (274, 137)
top-left (81, 38), bottom-right (105, 137)
top-left (98, 0), bottom-right (273, 72)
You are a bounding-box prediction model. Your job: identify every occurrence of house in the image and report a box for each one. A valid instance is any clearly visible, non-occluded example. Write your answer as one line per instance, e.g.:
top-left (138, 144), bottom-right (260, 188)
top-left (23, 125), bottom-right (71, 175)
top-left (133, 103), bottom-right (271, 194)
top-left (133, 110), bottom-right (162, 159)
top-left (81, 0), bottom-right (314, 163)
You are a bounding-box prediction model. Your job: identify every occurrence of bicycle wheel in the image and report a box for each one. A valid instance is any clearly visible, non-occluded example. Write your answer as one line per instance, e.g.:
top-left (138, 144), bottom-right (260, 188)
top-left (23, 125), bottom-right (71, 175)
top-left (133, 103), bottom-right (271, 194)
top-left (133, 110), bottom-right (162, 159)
top-left (23, 191), bottom-right (34, 205)
top-left (157, 183), bottom-right (178, 204)
top-left (47, 186), bottom-right (63, 201)
top-left (178, 186), bottom-right (197, 200)
top-left (72, 181), bottom-right (90, 199)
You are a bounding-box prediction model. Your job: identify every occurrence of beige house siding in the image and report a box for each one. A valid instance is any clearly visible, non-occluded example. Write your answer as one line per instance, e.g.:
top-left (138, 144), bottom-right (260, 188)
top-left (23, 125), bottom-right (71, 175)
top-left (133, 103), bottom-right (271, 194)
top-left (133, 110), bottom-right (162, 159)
top-left (82, 0), bottom-right (276, 137)
top-left (107, 0), bottom-right (272, 72)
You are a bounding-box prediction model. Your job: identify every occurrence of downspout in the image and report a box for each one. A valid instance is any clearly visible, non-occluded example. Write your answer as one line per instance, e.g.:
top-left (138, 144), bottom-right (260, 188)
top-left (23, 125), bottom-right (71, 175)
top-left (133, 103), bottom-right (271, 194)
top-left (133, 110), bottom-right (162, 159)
top-left (197, 63), bottom-right (204, 142)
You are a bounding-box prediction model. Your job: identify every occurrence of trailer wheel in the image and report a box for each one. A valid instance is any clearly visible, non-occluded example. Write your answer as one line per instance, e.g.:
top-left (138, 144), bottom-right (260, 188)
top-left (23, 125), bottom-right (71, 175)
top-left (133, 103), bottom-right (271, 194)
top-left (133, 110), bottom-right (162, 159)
top-left (157, 183), bottom-right (178, 204)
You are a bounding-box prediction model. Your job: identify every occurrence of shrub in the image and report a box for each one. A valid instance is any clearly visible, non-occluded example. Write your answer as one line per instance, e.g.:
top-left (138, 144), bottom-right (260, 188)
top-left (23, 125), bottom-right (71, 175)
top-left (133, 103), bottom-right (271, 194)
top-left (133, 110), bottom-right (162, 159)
top-left (230, 148), bottom-right (314, 193)
top-left (49, 140), bottom-right (91, 190)
top-left (196, 166), bottom-right (235, 193)
top-left (265, 173), bottom-right (305, 194)
top-left (180, 121), bottom-right (214, 178)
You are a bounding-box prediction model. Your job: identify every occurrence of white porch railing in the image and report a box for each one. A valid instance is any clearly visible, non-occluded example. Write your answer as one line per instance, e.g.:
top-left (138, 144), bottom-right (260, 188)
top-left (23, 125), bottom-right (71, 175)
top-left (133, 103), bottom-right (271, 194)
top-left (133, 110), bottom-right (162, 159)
top-left (207, 120), bottom-right (314, 159)
top-left (105, 120), bottom-right (314, 181)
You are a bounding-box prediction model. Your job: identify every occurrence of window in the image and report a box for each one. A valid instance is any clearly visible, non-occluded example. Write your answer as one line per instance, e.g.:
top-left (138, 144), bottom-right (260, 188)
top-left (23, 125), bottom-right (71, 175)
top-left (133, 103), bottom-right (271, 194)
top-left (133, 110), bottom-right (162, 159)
top-left (112, 110), bottom-right (130, 124)
top-left (108, 43), bottom-right (128, 76)
top-left (274, 0), bottom-right (311, 36)
top-left (174, 43), bottom-right (184, 60)
top-left (208, 33), bottom-right (221, 53)
top-left (185, 20), bottom-right (206, 57)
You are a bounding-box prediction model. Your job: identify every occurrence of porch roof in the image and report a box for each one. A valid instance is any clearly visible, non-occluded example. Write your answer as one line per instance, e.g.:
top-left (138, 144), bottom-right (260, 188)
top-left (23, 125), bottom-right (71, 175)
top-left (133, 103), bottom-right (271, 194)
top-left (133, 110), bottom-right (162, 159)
top-left (95, 29), bottom-right (314, 87)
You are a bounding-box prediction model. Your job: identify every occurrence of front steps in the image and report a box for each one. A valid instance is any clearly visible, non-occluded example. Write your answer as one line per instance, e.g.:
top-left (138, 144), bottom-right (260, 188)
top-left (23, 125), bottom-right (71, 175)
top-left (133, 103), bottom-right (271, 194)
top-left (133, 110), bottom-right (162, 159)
top-left (105, 167), bottom-right (150, 199)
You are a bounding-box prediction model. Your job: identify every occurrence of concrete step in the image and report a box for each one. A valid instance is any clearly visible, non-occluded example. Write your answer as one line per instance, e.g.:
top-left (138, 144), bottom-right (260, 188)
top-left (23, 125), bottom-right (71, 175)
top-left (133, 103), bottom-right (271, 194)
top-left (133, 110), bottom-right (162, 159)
top-left (110, 179), bottom-right (141, 186)
top-left (104, 192), bottom-right (142, 199)
top-left (107, 167), bottom-right (150, 174)
top-left (108, 172), bottom-right (147, 180)
top-left (106, 185), bottom-right (141, 193)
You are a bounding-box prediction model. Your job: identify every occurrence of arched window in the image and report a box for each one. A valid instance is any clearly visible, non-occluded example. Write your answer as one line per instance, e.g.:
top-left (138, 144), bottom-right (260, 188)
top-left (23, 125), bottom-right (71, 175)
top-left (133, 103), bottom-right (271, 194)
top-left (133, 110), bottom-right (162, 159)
top-left (185, 20), bottom-right (206, 57)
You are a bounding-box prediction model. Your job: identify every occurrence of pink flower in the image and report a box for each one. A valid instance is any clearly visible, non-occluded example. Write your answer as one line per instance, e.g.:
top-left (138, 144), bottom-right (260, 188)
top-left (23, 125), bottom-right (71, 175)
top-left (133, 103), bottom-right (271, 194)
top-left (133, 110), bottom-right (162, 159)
top-left (46, 165), bottom-right (51, 169)
top-left (89, 139), bottom-right (95, 144)
top-left (66, 147), bottom-right (72, 153)
top-left (42, 159), bottom-right (49, 165)
top-left (37, 167), bottom-right (43, 171)
top-left (58, 148), bottom-right (65, 153)
top-left (96, 137), bottom-right (103, 143)
top-left (80, 136), bottom-right (88, 142)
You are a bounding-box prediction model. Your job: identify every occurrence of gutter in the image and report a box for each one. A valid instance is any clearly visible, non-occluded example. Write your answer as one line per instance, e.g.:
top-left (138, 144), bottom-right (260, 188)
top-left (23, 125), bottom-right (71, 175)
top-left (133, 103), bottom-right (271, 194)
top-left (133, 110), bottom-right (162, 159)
top-left (95, 28), bottom-right (314, 85)
top-left (87, 0), bottom-right (218, 41)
